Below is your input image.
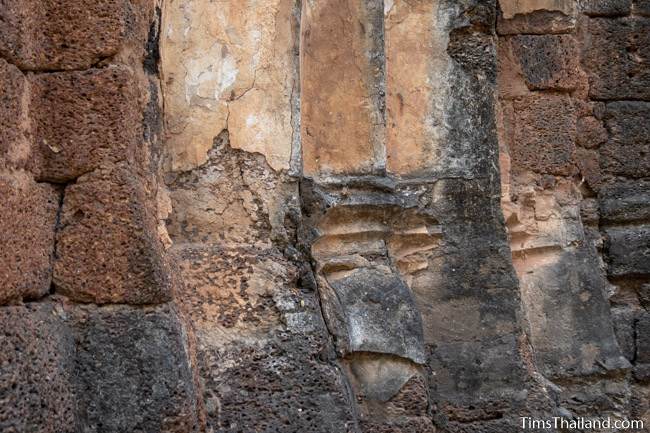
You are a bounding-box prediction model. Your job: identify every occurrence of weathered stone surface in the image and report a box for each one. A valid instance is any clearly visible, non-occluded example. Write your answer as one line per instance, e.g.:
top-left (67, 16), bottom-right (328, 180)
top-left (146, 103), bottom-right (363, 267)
top-left (611, 307), bottom-right (637, 361)
top-left (636, 0), bottom-right (650, 15)
top-left (599, 180), bottom-right (650, 223)
top-left (200, 335), bottom-right (358, 433)
top-left (173, 244), bottom-right (297, 344)
top-left (514, 246), bottom-right (630, 378)
top-left (0, 59), bottom-right (31, 170)
top-left (0, 303), bottom-right (76, 433)
top-left (385, 0), bottom-right (448, 176)
top-left (161, 0), bottom-right (297, 172)
top-left (636, 312), bottom-right (650, 383)
top-left (301, 0), bottom-right (384, 177)
top-left (72, 304), bottom-right (202, 433)
top-left (165, 131), bottom-right (297, 248)
top-left (499, 0), bottom-right (576, 19)
top-left (511, 95), bottom-right (577, 175)
top-left (583, 17), bottom-right (650, 101)
top-left (54, 165), bottom-right (171, 304)
top-left (508, 34), bottom-right (580, 90)
top-left (581, 0), bottom-right (632, 16)
top-left (327, 268), bottom-right (425, 362)
top-left (605, 227), bottom-right (650, 277)
top-left (0, 0), bottom-right (126, 70)
top-left (600, 102), bottom-right (650, 178)
top-left (577, 116), bottom-right (608, 149)
top-left (30, 67), bottom-right (141, 182)
top-left (497, 9), bottom-right (576, 35)
top-left (575, 147), bottom-right (603, 191)
top-left (0, 171), bottom-right (58, 305)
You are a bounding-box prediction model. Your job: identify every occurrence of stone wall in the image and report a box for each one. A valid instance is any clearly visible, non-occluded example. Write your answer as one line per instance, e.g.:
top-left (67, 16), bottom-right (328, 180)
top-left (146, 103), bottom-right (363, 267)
top-left (0, 1), bottom-right (204, 432)
top-left (1, 0), bottom-right (649, 432)
top-left (498, 0), bottom-right (650, 429)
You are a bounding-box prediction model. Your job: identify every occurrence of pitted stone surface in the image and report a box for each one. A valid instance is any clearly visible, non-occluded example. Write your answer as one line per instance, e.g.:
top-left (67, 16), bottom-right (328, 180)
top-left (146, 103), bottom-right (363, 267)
top-left (30, 67), bottom-right (141, 182)
top-left (0, 171), bottom-right (58, 305)
top-left (54, 165), bottom-right (171, 304)
top-left (0, 0), bottom-right (126, 70)
top-left (71, 304), bottom-right (202, 433)
top-left (583, 17), bottom-right (650, 101)
top-left (0, 303), bottom-right (76, 433)
top-left (0, 59), bottom-right (31, 170)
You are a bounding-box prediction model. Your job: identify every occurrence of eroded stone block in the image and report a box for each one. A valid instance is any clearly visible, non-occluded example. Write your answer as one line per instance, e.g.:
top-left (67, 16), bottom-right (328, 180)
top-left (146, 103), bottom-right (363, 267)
top-left (581, 0), bottom-right (632, 16)
top-left (199, 336), bottom-right (358, 433)
top-left (0, 171), bottom-right (58, 305)
top-left (604, 226), bottom-right (650, 277)
top-left (583, 17), bottom-right (650, 101)
top-left (0, 59), bottom-right (31, 170)
top-left (499, 0), bottom-right (575, 19)
top-left (0, 0), bottom-right (126, 70)
top-left (601, 102), bottom-right (650, 178)
top-left (326, 268), bottom-right (425, 363)
top-left (30, 67), bottom-right (141, 182)
top-left (508, 34), bottom-right (580, 90)
top-left (0, 303), bottom-right (76, 433)
top-left (498, 10), bottom-right (576, 35)
top-left (54, 164), bottom-right (171, 304)
top-left (301, 0), bottom-right (384, 177)
top-left (599, 180), bottom-right (650, 224)
top-left (511, 94), bottom-right (577, 175)
top-left (636, 312), bottom-right (650, 364)
top-left (385, 0), bottom-right (448, 176)
top-left (72, 304), bottom-right (202, 433)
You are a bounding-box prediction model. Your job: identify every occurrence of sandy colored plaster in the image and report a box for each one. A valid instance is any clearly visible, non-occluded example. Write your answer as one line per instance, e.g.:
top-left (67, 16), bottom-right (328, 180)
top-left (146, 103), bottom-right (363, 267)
top-left (161, 0), bottom-right (296, 172)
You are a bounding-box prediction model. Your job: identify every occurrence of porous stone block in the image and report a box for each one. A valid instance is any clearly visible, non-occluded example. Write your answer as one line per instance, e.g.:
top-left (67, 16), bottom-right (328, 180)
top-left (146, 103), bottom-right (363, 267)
top-left (0, 59), bottom-right (31, 170)
top-left (600, 102), bottom-right (650, 178)
top-left (637, 313), bottom-right (650, 364)
top-left (509, 34), bottom-right (580, 90)
top-left (599, 180), bottom-right (650, 224)
top-left (499, 0), bottom-right (576, 18)
top-left (0, 0), bottom-right (126, 70)
top-left (511, 94), bottom-right (577, 175)
top-left (575, 147), bottom-right (603, 191)
top-left (604, 226), bottom-right (650, 277)
top-left (581, 0), bottom-right (632, 16)
top-left (498, 10), bottom-right (576, 35)
top-left (199, 337), bottom-right (358, 433)
top-left (0, 171), bottom-right (58, 305)
top-left (53, 165), bottom-right (171, 304)
top-left (30, 66), bottom-right (141, 182)
top-left (72, 304), bottom-right (202, 433)
top-left (0, 303), bottom-right (76, 433)
top-left (636, 0), bottom-right (650, 15)
top-left (577, 116), bottom-right (608, 149)
top-left (583, 17), bottom-right (650, 100)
